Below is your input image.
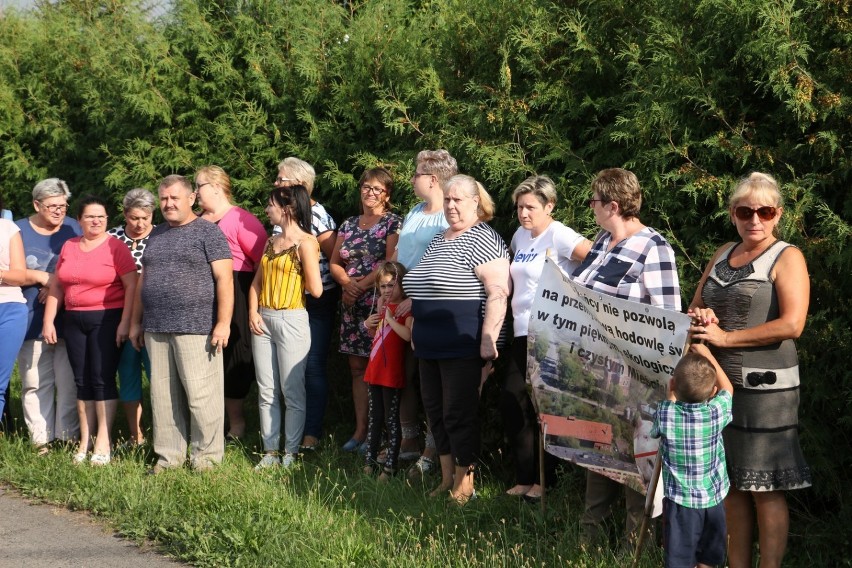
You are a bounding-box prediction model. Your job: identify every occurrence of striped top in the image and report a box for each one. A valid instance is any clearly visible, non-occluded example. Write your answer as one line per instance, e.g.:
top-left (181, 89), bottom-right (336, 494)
top-left (258, 238), bottom-right (316, 311)
top-left (402, 222), bottom-right (509, 359)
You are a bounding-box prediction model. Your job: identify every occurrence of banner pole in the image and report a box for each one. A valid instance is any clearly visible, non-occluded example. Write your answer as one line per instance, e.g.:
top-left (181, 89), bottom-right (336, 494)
top-left (538, 420), bottom-right (546, 514)
top-left (631, 447), bottom-right (663, 568)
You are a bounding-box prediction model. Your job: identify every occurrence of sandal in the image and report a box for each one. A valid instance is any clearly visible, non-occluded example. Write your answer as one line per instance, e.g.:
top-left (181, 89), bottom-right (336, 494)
top-left (378, 466), bottom-right (395, 483)
top-left (90, 453), bottom-right (111, 466)
top-left (72, 452), bottom-right (88, 465)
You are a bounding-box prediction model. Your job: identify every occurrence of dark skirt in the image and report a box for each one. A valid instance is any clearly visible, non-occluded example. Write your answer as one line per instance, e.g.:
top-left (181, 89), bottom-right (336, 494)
top-left (723, 386), bottom-right (811, 492)
top-left (224, 270), bottom-right (256, 399)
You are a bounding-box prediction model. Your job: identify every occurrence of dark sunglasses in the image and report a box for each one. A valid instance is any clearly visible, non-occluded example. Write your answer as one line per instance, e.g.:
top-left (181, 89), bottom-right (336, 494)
top-left (734, 206), bottom-right (777, 221)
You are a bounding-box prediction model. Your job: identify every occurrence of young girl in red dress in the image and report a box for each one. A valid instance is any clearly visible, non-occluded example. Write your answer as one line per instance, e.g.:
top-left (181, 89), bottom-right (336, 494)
top-left (363, 261), bottom-right (412, 481)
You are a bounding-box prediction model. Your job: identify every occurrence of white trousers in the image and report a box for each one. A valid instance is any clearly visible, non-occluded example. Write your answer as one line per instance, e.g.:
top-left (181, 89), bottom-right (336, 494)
top-left (17, 339), bottom-right (79, 445)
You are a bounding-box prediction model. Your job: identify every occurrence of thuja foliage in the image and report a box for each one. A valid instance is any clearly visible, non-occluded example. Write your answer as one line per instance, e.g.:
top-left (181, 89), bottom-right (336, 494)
top-left (0, 0), bottom-right (850, 561)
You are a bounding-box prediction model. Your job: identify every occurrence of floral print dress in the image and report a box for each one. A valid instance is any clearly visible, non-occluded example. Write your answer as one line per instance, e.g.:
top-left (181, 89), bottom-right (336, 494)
top-left (337, 213), bottom-right (402, 357)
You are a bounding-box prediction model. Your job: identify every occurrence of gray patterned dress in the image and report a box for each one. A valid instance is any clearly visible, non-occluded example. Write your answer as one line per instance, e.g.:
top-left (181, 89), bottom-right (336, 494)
top-left (701, 240), bottom-right (811, 492)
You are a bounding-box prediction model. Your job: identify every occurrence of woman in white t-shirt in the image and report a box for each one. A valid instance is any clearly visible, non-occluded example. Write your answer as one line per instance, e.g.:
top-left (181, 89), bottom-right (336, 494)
top-left (505, 175), bottom-right (591, 499)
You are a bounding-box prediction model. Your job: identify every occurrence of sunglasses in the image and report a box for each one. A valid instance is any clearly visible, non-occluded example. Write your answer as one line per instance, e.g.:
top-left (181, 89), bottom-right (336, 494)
top-left (734, 206), bottom-right (777, 221)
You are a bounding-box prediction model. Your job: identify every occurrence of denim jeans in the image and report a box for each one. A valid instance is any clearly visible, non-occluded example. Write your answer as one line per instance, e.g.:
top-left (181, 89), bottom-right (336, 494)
top-left (252, 307), bottom-right (310, 454)
top-left (0, 302), bottom-right (27, 418)
top-left (303, 287), bottom-right (339, 439)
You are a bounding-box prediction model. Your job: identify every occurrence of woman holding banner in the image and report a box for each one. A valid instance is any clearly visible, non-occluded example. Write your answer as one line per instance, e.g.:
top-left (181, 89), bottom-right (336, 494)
top-left (571, 168), bottom-right (681, 546)
top-left (689, 172), bottom-right (810, 568)
top-left (506, 175), bottom-right (590, 500)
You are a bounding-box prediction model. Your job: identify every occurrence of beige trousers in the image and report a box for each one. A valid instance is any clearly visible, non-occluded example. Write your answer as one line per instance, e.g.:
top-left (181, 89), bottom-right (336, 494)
top-left (146, 332), bottom-right (224, 469)
top-left (16, 339), bottom-right (80, 445)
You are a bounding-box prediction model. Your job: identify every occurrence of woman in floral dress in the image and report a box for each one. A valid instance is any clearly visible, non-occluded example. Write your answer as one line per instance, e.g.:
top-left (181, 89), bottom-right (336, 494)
top-left (330, 167), bottom-right (402, 451)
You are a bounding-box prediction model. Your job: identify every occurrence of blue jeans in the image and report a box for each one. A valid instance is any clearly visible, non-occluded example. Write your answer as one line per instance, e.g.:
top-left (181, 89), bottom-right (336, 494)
top-left (0, 302), bottom-right (27, 418)
top-left (303, 287), bottom-right (339, 439)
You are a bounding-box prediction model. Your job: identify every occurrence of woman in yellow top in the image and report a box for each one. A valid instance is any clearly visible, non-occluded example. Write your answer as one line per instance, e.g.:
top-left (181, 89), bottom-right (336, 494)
top-left (249, 185), bottom-right (322, 469)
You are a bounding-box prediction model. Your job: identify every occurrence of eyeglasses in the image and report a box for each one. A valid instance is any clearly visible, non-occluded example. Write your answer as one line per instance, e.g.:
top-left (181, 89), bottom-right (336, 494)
top-left (360, 184), bottom-right (385, 195)
top-left (412, 171), bottom-right (430, 180)
top-left (38, 202), bottom-right (69, 213)
top-left (82, 215), bottom-right (107, 221)
top-left (194, 182), bottom-right (211, 191)
top-left (734, 206), bottom-right (777, 221)
top-left (586, 198), bottom-right (606, 208)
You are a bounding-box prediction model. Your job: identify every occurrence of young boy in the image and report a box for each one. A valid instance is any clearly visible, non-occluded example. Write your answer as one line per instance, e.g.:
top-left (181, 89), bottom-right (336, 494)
top-left (651, 343), bottom-right (733, 568)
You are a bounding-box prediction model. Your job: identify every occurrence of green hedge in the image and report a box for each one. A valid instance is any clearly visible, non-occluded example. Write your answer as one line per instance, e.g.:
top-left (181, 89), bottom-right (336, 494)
top-left (1, 0), bottom-right (849, 562)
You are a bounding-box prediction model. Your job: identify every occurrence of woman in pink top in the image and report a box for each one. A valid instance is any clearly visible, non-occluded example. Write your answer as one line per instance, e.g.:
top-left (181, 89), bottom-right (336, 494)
top-left (195, 166), bottom-right (267, 440)
top-left (43, 196), bottom-right (137, 465)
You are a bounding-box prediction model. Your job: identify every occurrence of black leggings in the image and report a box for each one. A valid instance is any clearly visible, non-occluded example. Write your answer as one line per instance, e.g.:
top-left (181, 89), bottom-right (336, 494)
top-left (63, 308), bottom-right (122, 401)
top-left (502, 336), bottom-right (557, 486)
top-left (365, 384), bottom-right (402, 470)
top-left (419, 356), bottom-right (482, 468)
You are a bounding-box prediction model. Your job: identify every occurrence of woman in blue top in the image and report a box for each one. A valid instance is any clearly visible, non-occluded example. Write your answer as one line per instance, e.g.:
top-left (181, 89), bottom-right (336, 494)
top-left (392, 149), bottom-right (458, 477)
top-left (15, 178), bottom-right (82, 451)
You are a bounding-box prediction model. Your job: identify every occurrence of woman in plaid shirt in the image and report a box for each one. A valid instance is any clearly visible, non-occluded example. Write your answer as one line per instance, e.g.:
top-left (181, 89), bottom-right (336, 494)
top-left (572, 167), bottom-right (682, 547)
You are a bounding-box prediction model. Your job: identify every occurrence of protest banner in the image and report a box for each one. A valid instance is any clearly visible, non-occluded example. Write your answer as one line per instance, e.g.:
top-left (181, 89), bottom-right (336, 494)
top-left (527, 258), bottom-right (690, 502)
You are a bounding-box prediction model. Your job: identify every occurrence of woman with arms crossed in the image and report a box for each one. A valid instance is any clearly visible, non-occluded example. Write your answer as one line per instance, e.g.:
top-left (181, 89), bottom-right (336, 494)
top-left (689, 172), bottom-right (810, 568)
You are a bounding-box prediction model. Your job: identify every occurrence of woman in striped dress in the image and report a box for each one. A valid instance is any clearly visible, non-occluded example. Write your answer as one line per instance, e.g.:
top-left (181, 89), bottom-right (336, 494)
top-left (249, 185), bottom-right (322, 469)
top-left (402, 174), bottom-right (511, 503)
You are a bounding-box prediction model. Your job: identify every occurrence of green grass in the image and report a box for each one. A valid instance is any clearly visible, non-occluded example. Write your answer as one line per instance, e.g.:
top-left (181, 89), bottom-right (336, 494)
top-left (0, 436), bottom-right (659, 567)
top-left (0, 365), bottom-right (663, 567)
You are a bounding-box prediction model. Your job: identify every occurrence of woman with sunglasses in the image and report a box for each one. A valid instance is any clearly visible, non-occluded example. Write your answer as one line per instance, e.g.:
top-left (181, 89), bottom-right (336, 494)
top-left (329, 167), bottom-right (402, 452)
top-left (571, 168), bottom-right (681, 547)
top-left (688, 172), bottom-right (810, 568)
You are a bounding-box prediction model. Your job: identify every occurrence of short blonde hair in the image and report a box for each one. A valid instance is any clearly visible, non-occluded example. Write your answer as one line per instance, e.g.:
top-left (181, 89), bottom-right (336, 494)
top-left (444, 174), bottom-right (495, 222)
top-left (512, 175), bottom-right (557, 207)
top-left (195, 165), bottom-right (233, 202)
top-left (729, 172), bottom-right (783, 209)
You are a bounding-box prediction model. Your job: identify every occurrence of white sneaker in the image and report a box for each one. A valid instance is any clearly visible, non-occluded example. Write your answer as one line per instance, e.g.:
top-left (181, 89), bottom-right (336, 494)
top-left (281, 453), bottom-right (298, 469)
top-left (254, 453), bottom-right (281, 470)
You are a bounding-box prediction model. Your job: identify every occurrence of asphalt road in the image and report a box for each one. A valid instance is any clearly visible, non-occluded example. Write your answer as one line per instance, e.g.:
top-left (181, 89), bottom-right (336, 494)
top-left (0, 487), bottom-right (184, 567)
